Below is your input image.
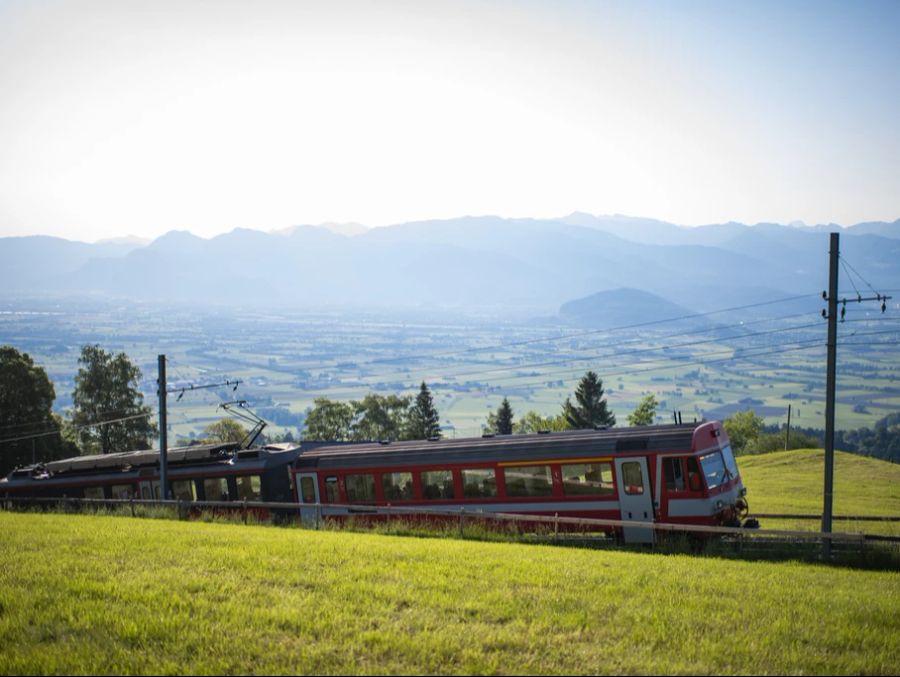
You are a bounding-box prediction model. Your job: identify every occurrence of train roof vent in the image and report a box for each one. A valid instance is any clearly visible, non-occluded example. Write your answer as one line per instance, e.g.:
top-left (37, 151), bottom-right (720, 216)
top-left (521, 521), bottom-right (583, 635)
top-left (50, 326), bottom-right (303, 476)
top-left (616, 438), bottom-right (649, 452)
top-left (379, 440), bottom-right (392, 445)
top-left (427, 436), bottom-right (441, 442)
top-left (482, 433), bottom-right (495, 438)
top-left (237, 450), bottom-right (260, 459)
top-left (537, 429), bottom-right (551, 435)
top-left (593, 425), bottom-right (609, 431)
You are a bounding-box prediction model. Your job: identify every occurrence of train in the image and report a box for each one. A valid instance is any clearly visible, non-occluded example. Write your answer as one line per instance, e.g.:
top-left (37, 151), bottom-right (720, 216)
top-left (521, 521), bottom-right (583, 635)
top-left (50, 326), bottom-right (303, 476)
top-left (0, 441), bottom-right (303, 505)
top-left (292, 420), bottom-right (750, 543)
top-left (2, 421), bottom-right (750, 543)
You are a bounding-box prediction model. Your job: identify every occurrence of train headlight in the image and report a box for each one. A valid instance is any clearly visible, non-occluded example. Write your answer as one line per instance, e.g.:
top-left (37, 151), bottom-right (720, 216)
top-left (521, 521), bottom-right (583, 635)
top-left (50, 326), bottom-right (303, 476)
top-left (715, 500), bottom-right (724, 511)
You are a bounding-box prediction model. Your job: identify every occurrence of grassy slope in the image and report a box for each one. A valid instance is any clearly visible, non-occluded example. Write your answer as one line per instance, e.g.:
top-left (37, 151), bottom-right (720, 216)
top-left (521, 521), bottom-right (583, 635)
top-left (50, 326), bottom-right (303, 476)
top-left (1, 512), bottom-right (899, 675)
top-left (739, 449), bottom-right (900, 535)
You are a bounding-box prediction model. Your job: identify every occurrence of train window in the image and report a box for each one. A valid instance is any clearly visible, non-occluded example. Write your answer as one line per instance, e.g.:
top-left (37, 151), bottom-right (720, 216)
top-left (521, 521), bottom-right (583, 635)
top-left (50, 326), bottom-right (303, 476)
top-left (461, 468), bottom-right (497, 499)
top-left (110, 484), bottom-right (134, 499)
top-left (699, 452), bottom-right (728, 490)
top-left (204, 478), bottom-right (229, 501)
top-left (504, 465), bottom-right (553, 497)
top-left (561, 463), bottom-right (614, 496)
top-left (324, 477), bottom-right (340, 503)
top-left (382, 472), bottom-right (414, 501)
top-left (236, 475), bottom-right (262, 501)
top-left (172, 480), bottom-right (196, 502)
top-left (663, 458), bottom-right (685, 491)
top-left (300, 477), bottom-right (317, 503)
top-left (421, 470), bottom-right (455, 500)
top-left (346, 474), bottom-right (376, 502)
top-left (620, 462), bottom-right (645, 495)
top-left (686, 457), bottom-right (703, 492)
top-left (720, 444), bottom-right (739, 480)
top-left (83, 486), bottom-right (105, 500)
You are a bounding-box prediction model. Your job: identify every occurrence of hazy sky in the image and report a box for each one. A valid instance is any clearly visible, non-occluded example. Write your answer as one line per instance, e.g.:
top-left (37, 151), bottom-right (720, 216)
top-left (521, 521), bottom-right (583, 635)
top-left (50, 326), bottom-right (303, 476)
top-left (1, 0), bottom-right (898, 241)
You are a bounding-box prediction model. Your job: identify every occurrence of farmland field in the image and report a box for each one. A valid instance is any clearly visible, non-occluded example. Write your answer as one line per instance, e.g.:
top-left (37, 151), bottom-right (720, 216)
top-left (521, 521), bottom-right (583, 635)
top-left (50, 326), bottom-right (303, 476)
top-left (2, 297), bottom-right (898, 442)
top-left (1, 511), bottom-right (899, 675)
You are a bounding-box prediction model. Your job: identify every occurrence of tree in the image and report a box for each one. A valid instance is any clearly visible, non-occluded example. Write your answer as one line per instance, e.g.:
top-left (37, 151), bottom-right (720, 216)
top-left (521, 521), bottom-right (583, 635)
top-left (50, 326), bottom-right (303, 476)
top-left (563, 371), bottom-right (616, 429)
top-left (303, 398), bottom-right (356, 440)
top-left (723, 409), bottom-right (764, 455)
top-left (514, 410), bottom-right (570, 434)
top-left (485, 397), bottom-right (514, 435)
top-left (203, 418), bottom-right (248, 444)
top-left (405, 382), bottom-right (441, 440)
top-left (351, 394), bottom-right (411, 441)
top-left (71, 345), bottom-right (157, 455)
top-left (0, 346), bottom-right (77, 475)
top-left (627, 394), bottom-right (659, 427)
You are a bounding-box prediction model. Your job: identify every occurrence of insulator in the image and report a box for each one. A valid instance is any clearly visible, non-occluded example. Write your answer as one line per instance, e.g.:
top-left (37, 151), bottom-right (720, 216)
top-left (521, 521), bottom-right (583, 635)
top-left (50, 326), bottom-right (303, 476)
top-left (882, 301), bottom-right (887, 313)
top-left (821, 309), bottom-right (827, 319)
top-left (822, 290), bottom-right (827, 300)
top-left (840, 306), bottom-right (845, 321)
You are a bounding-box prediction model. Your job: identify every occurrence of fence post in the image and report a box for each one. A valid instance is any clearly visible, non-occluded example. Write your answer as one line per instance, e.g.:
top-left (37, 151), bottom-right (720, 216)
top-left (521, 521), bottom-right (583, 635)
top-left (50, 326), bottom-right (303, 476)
top-left (554, 512), bottom-right (559, 539)
top-left (243, 499), bottom-right (248, 524)
top-left (315, 503), bottom-right (321, 530)
top-left (459, 508), bottom-right (465, 538)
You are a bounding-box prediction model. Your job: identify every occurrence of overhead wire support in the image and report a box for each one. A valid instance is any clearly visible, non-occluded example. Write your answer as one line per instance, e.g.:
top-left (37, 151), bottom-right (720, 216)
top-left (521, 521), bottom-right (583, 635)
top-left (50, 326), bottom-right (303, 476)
top-left (168, 379), bottom-right (243, 401)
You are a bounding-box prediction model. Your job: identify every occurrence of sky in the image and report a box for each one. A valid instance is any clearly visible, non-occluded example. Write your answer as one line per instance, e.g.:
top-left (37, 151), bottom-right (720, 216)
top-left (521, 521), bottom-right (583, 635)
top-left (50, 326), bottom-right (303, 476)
top-left (0, 0), bottom-right (898, 242)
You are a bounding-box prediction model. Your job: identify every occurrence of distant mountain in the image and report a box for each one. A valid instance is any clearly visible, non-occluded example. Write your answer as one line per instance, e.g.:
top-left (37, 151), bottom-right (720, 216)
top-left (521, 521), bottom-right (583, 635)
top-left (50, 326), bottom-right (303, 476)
top-left (2, 216), bottom-right (898, 316)
top-left (559, 288), bottom-right (695, 328)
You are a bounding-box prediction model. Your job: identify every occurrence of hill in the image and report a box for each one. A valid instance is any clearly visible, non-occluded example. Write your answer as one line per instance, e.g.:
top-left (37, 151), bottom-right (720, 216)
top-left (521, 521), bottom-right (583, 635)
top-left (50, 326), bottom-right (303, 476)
top-left (559, 287), bottom-right (695, 328)
top-left (738, 449), bottom-right (900, 535)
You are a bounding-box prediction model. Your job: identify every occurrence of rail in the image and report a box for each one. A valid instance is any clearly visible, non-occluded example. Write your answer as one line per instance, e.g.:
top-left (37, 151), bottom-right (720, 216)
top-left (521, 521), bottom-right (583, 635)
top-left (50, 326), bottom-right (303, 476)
top-left (3, 495), bottom-right (894, 543)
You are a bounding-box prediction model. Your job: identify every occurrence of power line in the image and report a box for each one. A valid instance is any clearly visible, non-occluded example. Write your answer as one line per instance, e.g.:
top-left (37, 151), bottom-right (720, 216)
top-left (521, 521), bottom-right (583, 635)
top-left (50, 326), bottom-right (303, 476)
top-left (0, 412), bottom-right (156, 447)
top-left (351, 292), bottom-right (819, 369)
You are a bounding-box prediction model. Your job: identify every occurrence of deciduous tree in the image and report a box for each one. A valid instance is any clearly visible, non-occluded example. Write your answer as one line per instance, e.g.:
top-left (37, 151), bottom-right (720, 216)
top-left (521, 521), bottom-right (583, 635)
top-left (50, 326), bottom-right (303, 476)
top-left (71, 345), bottom-right (157, 454)
top-left (627, 394), bottom-right (659, 426)
top-left (0, 346), bottom-right (77, 474)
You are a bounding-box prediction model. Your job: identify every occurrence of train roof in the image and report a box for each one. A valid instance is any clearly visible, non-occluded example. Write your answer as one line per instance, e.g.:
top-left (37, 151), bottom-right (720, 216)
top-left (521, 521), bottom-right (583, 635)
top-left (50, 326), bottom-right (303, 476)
top-left (3, 442), bottom-right (304, 483)
top-left (295, 422), bottom-right (713, 471)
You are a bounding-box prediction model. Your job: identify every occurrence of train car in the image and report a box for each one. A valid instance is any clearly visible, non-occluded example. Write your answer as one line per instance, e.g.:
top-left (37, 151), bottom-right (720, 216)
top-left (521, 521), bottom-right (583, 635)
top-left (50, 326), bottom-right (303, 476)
top-left (292, 421), bottom-right (749, 543)
top-left (0, 442), bottom-right (303, 505)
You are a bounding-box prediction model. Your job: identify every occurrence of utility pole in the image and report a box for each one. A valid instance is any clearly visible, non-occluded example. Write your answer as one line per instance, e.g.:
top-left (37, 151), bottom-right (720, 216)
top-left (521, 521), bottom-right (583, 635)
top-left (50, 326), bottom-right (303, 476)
top-left (822, 233), bottom-right (839, 553)
top-left (821, 233), bottom-right (891, 556)
top-left (784, 404), bottom-right (791, 451)
top-left (158, 354), bottom-right (168, 501)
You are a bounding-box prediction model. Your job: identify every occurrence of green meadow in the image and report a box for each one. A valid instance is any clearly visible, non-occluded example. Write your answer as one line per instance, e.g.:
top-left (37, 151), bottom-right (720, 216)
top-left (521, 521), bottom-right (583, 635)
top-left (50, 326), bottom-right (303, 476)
top-left (739, 449), bottom-right (900, 536)
top-left (1, 511), bottom-right (898, 675)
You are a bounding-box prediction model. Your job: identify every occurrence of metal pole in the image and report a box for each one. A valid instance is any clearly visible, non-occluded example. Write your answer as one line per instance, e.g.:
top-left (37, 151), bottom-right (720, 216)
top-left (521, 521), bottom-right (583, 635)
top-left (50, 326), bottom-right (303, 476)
top-left (785, 404), bottom-right (792, 451)
top-left (823, 233), bottom-right (839, 554)
top-left (158, 354), bottom-right (169, 501)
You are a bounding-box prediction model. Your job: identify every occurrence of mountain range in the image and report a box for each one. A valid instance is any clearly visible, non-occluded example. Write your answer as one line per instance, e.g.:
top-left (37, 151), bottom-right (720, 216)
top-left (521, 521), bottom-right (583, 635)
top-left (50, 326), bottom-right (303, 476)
top-left (2, 215), bottom-right (899, 319)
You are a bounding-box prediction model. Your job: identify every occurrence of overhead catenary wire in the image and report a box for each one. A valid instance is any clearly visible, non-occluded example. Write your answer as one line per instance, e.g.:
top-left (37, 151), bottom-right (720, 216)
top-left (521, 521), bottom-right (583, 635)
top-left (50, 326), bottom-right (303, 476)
top-left (0, 412), bottom-right (156, 447)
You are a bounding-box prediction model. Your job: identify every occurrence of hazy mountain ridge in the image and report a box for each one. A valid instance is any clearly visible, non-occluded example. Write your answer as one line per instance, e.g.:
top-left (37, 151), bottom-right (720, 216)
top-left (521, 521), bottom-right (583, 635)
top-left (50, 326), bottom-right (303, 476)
top-left (2, 216), bottom-right (898, 315)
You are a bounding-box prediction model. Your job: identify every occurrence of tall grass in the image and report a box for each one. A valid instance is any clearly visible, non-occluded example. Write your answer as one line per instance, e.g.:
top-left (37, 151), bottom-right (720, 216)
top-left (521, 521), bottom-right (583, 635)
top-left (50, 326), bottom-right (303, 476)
top-left (1, 512), bottom-right (899, 675)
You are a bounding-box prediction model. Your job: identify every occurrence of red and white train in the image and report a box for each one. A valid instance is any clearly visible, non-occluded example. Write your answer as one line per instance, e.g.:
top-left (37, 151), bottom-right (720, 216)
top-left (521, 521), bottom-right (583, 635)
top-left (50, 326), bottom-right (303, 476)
top-left (291, 420), bottom-right (749, 543)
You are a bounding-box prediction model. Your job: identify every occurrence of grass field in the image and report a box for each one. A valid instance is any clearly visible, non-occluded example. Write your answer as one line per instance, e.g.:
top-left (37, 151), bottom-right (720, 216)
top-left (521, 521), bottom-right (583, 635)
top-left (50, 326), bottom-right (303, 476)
top-left (1, 511), bottom-right (899, 675)
top-left (739, 449), bottom-right (900, 536)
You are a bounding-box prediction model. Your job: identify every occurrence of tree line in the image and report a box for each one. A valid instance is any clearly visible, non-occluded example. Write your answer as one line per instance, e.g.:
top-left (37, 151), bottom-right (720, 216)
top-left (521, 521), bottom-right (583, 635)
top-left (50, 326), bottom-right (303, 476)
top-left (0, 344), bottom-right (156, 476)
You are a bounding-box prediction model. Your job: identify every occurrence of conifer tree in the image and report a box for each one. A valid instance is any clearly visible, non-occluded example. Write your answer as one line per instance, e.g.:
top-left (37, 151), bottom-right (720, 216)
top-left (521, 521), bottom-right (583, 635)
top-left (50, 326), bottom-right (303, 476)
top-left (405, 381), bottom-right (440, 440)
top-left (563, 371), bottom-right (616, 429)
top-left (494, 397), bottom-right (514, 435)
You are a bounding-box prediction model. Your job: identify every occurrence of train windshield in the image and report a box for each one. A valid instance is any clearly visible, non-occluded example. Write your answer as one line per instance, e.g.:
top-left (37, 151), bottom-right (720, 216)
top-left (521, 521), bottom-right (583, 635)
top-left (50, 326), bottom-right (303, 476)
top-left (699, 451), bottom-right (728, 489)
top-left (720, 444), bottom-right (739, 480)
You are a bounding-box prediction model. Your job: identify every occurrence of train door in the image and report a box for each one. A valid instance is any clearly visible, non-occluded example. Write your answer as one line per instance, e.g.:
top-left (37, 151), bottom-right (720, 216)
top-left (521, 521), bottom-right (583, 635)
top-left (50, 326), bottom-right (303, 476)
top-left (138, 480), bottom-right (160, 501)
top-left (297, 473), bottom-right (320, 527)
top-left (614, 457), bottom-right (655, 544)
